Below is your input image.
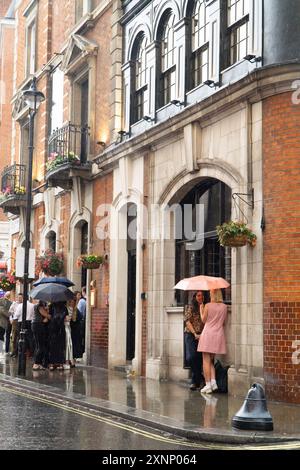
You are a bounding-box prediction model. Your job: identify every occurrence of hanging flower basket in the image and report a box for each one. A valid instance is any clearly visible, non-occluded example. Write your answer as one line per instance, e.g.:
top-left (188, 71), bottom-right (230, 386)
top-left (0, 271), bottom-right (16, 291)
top-left (216, 221), bottom-right (257, 248)
top-left (77, 254), bottom-right (103, 269)
top-left (37, 250), bottom-right (64, 276)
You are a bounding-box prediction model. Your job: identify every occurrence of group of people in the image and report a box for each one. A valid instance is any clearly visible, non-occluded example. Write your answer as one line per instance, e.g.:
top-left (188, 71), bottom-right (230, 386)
top-left (184, 288), bottom-right (227, 394)
top-left (0, 287), bottom-right (87, 371)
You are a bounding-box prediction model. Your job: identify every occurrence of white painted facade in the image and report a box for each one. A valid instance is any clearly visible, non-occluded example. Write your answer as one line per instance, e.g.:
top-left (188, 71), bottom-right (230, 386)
top-left (105, 0), bottom-right (265, 393)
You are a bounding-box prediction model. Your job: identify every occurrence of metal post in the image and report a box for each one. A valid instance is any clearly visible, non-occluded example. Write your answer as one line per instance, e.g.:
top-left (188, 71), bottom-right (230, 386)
top-left (18, 110), bottom-right (35, 376)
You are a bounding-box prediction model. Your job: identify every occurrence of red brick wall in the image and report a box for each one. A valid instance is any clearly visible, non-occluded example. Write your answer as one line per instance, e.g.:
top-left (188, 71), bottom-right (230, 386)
top-left (90, 173), bottom-right (113, 367)
top-left (263, 91), bottom-right (300, 403)
top-left (0, 0), bottom-right (11, 17)
top-left (0, 20), bottom-right (14, 221)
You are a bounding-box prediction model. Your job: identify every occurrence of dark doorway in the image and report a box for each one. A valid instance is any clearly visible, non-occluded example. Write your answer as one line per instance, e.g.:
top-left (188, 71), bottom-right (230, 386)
top-left (126, 205), bottom-right (137, 361)
top-left (80, 79), bottom-right (89, 162)
top-left (47, 231), bottom-right (56, 252)
top-left (81, 222), bottom-right (88, 288)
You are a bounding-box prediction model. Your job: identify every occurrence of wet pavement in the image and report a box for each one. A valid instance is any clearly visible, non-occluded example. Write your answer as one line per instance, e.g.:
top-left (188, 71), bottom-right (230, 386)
top-left (0, 388), bottom-right (195, 450)
top-left (0, 354), bottom-right (300, 444)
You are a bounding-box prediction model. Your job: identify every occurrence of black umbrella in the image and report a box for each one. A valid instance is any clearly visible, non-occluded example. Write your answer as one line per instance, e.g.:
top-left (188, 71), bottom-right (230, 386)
top-left (30, 283), bottom-right (74, 302)
top-left (32, 276), bottom-right (75, 288)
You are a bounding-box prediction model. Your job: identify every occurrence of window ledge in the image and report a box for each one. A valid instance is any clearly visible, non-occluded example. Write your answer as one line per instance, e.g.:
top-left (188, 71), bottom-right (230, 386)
top-left (221, 58), bottom-right (247, 74)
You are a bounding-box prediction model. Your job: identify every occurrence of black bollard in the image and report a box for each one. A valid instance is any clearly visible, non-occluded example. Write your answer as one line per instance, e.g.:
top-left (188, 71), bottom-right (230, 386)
top-left (232, 383), bottom-right (273, 431)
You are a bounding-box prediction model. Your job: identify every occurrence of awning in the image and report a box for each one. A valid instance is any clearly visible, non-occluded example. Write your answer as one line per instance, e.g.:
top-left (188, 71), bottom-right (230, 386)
top-left (0, 261), bottom-right (7, 269)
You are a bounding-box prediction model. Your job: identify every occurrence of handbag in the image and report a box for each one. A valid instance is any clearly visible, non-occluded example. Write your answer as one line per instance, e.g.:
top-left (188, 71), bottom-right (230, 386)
top-left (214, 360), bottom-right (230, 393)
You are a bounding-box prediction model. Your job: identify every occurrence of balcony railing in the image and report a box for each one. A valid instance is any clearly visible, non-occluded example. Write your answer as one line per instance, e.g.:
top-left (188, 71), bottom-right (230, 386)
top-left (48, 122), bottom-right (89, 166)
top-left (46, 123), bottom-right (91, 189)
top-left (1, 163), bottom-right (26, 194)
top-left (0, 164), bottom-right (27, 215)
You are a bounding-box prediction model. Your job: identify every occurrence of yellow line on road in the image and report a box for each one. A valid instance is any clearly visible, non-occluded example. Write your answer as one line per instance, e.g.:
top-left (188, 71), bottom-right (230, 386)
top-left (0, 384), bottom-right (299, 450)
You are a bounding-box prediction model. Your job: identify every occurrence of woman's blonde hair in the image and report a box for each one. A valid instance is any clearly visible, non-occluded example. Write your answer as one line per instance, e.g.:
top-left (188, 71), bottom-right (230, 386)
top-left (210, 289), bottom-right (223, 303)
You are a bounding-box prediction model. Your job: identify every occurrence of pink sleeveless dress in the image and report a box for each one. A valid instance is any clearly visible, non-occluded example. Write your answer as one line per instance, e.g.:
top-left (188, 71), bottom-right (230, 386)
top-left (197, 302), bottom-right (227, 354)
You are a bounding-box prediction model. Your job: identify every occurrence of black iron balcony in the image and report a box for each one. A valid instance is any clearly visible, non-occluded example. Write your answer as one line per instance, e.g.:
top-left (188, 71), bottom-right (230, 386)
top-left (0, 164), bottom-right (27, 215)
top-left (46, 123), bottom-right (92, 190)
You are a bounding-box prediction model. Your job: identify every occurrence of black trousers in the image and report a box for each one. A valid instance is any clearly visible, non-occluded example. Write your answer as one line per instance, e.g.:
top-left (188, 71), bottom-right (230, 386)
top-left (184, 332), bottom-right (204, 387)
top-left (5, 322), bottom-right (12, 353)
top-left (32, 322), bottom-right (48, 367)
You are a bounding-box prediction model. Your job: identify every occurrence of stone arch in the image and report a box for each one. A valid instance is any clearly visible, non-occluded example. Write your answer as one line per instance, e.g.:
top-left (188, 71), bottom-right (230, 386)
top-left (183, 0), bottom-right (198, 18)
top-left (158, 161), bottom-right (243, 207)
top-left (68, 208), bottom-right (92, 289)
top-left (153, 1), bottom-right (181, 39)
top-left (109, 189), bottom-right (144, 374)
top-left (40, 220), bottom-right (60, 253)
top-left (127, 24), bottom-right (152, 63)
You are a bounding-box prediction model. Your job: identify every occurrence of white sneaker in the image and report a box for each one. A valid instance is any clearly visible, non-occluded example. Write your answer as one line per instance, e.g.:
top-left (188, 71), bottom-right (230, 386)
top-left (211, 382), bottom-right (218, 391)
top-left (200, 384), bottom-right (212, 394)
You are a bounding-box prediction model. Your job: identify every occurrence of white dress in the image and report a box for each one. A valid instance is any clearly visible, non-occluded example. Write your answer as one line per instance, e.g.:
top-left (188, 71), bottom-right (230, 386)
top-left (65, 315), bottom-right (73, 363)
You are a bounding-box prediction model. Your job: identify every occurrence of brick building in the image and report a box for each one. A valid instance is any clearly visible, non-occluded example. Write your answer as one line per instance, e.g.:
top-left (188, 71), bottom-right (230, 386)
top-left (0, 0), bottom-right (114, 366)
top-left (1, 0), bottom-right (300, 404)
top-left (0, 0), bottom-right (14, 262)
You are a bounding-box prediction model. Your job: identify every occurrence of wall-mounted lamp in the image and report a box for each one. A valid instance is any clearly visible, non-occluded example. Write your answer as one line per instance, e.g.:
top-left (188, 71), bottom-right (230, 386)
top-left (243, 54), bottom-right (262, 63)
top-left (204, 79), bottom-right (220, 89)
top-left (143, 115), bottom-right (155, 122)
top-left (116, 130), bottom-right (130, 145)
top-left (118, 130), bottom-right (129, 137)
top-left (171, 99), bottom-right (185, 107)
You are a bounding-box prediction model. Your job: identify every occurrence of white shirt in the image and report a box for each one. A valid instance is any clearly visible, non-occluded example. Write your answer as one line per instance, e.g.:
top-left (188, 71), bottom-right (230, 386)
top-left (9, 301), bottom-right (23, 321)
top-left (15, 301), bottom-right (35, 322)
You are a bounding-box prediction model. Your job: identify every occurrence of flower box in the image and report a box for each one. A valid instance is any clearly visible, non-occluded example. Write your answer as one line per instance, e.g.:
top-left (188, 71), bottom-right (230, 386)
top-left (216, 221), bottom-right (257, 248)
top-left (37, 250), bottom-right (64, 276)
top-left (77, 254), bottom-right (103, 269)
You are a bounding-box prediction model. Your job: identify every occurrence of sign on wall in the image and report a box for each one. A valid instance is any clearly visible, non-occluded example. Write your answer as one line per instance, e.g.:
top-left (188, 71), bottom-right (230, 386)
top-left (15, 247), bottom-right (36, 279)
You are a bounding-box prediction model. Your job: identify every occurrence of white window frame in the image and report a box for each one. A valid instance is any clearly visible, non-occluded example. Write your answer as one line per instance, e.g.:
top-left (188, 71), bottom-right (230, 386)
top-left (50, 67), bottom-right (65, 134)
top-left (227, 0), bottom-right (250, 65)
top-left (25, 16), bottom-right (37, 77)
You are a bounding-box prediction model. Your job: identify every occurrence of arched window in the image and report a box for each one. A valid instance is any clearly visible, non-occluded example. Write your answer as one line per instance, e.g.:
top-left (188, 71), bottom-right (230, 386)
top-left (131, 34), bottom-right (148, 124)
top-left (175, 179), bottom-right (232, 305)
top-left (47, 231), bottom-right (56, 252)
top-left (158, 12), bottom-right (176, 108)
top-left (189, 0), bottom-right (209, 90)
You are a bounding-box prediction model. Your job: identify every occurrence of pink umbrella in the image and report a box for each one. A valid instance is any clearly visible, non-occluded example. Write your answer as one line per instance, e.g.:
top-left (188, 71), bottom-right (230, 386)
top-left (174, 275), bottom-right (230, 291)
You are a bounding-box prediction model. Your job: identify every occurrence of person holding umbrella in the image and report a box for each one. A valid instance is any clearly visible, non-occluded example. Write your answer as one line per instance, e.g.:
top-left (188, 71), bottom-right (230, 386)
top-left (30, 282), bottom-right (74, 370)
top-left (184, 291), bottom-right (205, 390)
top-left (198, 289), bottom-right (228, 394)
top-left (174, 275), bottom-right (230, 394)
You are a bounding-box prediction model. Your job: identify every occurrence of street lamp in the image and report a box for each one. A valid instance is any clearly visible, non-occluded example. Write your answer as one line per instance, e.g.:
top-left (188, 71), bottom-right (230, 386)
top-left (18, 77), bottom-right (45, 376)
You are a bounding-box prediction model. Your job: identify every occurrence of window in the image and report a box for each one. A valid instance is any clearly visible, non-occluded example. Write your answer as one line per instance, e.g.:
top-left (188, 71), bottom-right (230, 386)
top-left (75, 0), bottom-right (89, 22)
top-left (190, 0), bottom-right (209, 89)
top-left (227, 0), bottom-right (250, 65)
top-left (158, 12), bottom-right (176, 108)
top-left (47, 231), bottom-right (56, 252)
top-left (26, 19), bottom-right (36, 76)
top-left (75, 0), bottom-right (100, 22)
top-left (20, 121), bottom-right (29, 167)
top-left (175, 180), bottom-right (232, 305)
top-left (132, 34), bottom-right (148, 124)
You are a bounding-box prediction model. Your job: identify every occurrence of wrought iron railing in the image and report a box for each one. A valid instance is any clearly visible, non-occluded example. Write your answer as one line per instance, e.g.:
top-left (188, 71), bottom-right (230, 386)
top-left (1, 164), bottom-right (26, 195)
top-left (47, 123), bottom-right (90, 171)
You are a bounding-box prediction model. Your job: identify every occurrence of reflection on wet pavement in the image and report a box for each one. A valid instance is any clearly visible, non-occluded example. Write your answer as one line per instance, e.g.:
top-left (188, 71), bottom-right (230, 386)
top-left (1, 355), bottom-right (300, 435)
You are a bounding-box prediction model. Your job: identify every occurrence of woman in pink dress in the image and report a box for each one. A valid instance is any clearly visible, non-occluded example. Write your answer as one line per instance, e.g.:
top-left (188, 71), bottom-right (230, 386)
top-left (197, 289), bottom-right (227, 393)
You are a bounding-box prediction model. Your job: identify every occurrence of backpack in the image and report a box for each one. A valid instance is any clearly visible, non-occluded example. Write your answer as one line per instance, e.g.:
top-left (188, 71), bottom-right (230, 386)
top-left (214, 360), bottom-right (230, 393)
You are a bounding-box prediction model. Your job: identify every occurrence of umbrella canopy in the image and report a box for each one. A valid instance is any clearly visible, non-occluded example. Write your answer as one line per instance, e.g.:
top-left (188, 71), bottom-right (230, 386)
top-left (30, 283), bottom-right (74, 302)
top-left (32, 276), bottom-right (75, 288)
top-left (174, 275), bottom-right (230, 291)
